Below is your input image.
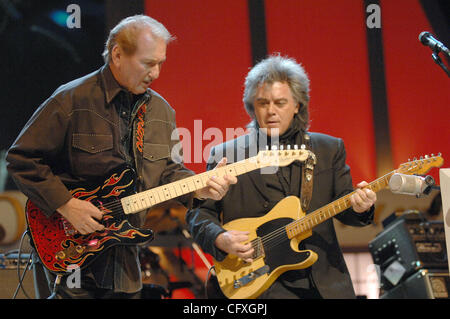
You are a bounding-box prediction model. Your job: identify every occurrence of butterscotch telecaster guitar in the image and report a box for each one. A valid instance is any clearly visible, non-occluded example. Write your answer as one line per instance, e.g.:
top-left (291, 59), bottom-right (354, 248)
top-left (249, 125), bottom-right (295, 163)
top-left (214, 154), bottom-right (444, 299)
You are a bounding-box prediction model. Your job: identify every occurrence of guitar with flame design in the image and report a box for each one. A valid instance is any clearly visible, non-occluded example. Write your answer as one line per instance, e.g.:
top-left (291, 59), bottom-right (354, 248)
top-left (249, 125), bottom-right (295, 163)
top-left (213, 154), bottom-right (444, 299)
top-left (26, 149), bottom-right (311, 274)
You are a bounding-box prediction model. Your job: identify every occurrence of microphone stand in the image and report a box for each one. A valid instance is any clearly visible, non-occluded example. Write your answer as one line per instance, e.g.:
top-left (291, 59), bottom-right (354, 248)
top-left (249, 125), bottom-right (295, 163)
top-left (166, 210), bottom-right (215, 275)
top-left (431, 50), bottom-right (450, 77)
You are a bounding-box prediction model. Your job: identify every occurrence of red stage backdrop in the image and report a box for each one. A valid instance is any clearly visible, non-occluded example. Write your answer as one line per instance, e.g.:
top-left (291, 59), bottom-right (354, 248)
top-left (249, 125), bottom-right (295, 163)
top-left (145, 1), bottom-right (252, 174)
top-left (145, 0), bottom-right (449, 184)
top-left (381, 0), bottom-right (449, 182)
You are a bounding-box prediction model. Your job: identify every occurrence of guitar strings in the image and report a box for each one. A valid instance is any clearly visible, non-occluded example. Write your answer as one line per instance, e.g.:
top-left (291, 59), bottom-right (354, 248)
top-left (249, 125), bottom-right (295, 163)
top-left (92, 181), bottom-right (364, 237)
top-left (249, 220), bottom-right (299, 257)
top-left (248, 211), bottom-right (327, 257)
top-left (248, 176), bottom-right (392, 256)
top-left (87, 160), bottom-right (253, 219)
top-left (86, 159), bottom-right (261, 219)
top-left (94, 199), bottom-right (126, 219)
top-left (72, 161), bottom-right (426, 252)
top-left (255, 193), bottom-right (357, 251)
top-left (258, 162), bottom-right (418, 250)
top-left (81, 154), bottom-right (308, 221)
top-left (80, 154), bottom-right (304, 221)
top-left (87, 167), bottom-right (390, 232)
top-left (247, 193), bottom-right (358, 257)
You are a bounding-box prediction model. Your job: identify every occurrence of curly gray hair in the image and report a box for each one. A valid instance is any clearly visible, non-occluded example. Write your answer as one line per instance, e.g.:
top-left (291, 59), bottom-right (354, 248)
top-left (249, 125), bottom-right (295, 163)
top-left (243, 54), bottom-right (311, 131)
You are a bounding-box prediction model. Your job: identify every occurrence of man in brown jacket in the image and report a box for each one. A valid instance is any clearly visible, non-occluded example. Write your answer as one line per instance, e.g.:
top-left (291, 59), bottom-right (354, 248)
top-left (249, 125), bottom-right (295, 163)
top-left (6, 15), bottom-right (236, 299)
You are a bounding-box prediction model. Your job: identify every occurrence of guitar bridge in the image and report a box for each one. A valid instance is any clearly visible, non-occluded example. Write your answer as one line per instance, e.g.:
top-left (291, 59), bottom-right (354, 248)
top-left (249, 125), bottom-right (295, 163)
top-left (62, 218), bottom-right (78, 236)
top-left (233, 265), bottom-right (270, 289)
top-left (251, 237), bottom-right (265, 260)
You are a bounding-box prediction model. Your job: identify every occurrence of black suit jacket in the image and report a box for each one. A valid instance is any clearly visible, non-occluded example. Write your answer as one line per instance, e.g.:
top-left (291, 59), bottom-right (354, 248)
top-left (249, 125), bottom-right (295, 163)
top-left (186, 130), bottom-right (374, 299)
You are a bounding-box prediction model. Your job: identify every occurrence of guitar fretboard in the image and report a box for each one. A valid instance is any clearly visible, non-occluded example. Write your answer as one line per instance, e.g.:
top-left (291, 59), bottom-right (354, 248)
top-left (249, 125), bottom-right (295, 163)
top-left (285, 170), bottom-right (396, 239)
top-left (120, 149), bottom-right (308, 214)
top-left (121, 158), bottom-right (258, 214)
top-left (121, 149), bottom-right (310, 214)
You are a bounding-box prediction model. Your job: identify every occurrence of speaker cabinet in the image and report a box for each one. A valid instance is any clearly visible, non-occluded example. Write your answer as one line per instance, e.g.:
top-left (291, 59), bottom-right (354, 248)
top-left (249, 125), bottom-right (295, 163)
top-left (0, 254), bottom-right (35, 299)
top-left (369, 213), bottom-right (447, 290)
top-left (381, 269), bottom-right (449, 299)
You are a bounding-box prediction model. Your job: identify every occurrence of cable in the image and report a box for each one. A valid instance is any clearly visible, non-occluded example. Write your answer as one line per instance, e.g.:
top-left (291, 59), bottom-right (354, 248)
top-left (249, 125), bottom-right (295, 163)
top-left (12, 231), bottom-right (32, 299)
top-left (204, 265), bottom-right (216, 299)
top-left (47, 275), bottom-right (62, 299)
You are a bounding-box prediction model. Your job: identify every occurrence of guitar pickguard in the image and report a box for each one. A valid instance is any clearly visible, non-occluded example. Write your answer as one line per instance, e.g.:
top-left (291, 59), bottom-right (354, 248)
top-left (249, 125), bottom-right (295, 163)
top-left (256, 218), bottom-right (311, 271)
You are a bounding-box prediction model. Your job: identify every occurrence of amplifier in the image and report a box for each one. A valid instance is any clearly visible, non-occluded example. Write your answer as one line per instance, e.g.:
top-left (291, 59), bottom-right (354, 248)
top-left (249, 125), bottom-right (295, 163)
top-left (0, 253), bottom-right (35, 299)
top-left (369, 213), bottom-right (447, 290)
top-left (381, 269), bottom-right (449, 299)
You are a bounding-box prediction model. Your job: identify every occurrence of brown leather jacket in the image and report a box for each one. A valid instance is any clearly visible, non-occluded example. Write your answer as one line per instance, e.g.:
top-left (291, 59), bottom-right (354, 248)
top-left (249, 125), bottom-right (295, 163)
top-left (7, 65), bottom-right (193, 218)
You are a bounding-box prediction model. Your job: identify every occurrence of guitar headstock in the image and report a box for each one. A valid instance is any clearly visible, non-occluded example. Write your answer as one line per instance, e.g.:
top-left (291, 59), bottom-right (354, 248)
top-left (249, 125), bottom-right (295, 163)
top-left (255, 146), bottom-right (311, 168)
top-left (397, 153), bottom-right (444, 175)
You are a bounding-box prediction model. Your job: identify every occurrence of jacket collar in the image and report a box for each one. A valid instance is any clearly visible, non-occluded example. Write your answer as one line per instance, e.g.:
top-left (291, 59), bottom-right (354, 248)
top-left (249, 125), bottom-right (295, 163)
top-left (100, 64), bottom-right (153, 110)
top-left (100, 64), bottom-right (126, 105)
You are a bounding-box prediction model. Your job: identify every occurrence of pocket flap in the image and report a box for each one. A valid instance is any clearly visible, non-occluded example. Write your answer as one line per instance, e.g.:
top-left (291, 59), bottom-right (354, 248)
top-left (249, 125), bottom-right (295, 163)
top-left (143, 143), bottom-right (170, 161)
top-left (72, 134), bottom-right (113, 154)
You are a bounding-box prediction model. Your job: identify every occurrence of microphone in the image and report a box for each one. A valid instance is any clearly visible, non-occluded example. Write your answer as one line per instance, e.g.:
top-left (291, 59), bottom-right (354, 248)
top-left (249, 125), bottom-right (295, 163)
top-left (388, 173), bottom-right (435, 197)
top-left (419, 31), bottom-right (450, 57)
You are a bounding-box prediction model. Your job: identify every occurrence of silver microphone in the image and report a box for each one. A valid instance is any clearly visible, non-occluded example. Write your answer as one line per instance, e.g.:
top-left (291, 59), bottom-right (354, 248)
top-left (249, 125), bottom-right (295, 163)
top-left (419, 31), bottom-right (450, 57)
top-left (388, 173), bottom-right (435, 197)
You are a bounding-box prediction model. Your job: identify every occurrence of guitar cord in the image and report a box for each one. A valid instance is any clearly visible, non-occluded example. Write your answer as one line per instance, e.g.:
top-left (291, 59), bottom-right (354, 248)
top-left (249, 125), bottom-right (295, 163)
top-left (12, 230), bottom-right (33, 299)
top-left (47, 274), bottom-right (62, 299)
top-left (204, 265), bottom-right (216, 299)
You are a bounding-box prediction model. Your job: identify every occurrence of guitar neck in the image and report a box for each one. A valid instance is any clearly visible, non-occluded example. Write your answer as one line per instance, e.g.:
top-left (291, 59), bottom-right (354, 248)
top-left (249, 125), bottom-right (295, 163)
top-left (121, 157), bottom-right (261, 215)
top-left (286, 170), bottom-right (396, 239)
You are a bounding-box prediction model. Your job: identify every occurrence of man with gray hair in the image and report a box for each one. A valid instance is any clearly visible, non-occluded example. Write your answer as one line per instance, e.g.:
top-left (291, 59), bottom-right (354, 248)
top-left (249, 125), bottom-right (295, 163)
top-left (186, 54), bottom-right (377, 299)
top-left (7, 15), bottom-right (236, 299)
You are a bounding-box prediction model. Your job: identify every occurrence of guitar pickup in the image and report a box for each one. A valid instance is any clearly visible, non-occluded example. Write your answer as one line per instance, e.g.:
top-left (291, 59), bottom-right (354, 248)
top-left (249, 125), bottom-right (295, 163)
top-left (233, 265), bottom-right (270, 289)
top-left (251, 237), bottom-right (265, 260)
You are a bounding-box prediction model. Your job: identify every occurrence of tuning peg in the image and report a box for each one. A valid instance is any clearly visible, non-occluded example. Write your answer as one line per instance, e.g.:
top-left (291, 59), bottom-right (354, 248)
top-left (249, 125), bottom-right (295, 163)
top-left (272, 145), bottom-right (278, 151)
top-left (294, 145), bottom-right (298, 150)
top-left (287, 145), bottom-right (291, 150)
top-left (280, 145), bottom-right (284, 150)
top-left (300, 144), bottom-right (306, 150)
top-left (265, 145), bottom-right (269, 150)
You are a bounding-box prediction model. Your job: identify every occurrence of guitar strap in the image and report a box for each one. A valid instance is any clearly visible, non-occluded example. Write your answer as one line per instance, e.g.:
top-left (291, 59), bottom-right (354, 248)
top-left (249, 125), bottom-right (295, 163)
top-left (300, 132), bottom-right (315, 212)
top-left (130, 90), bottom-right (151, 191)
